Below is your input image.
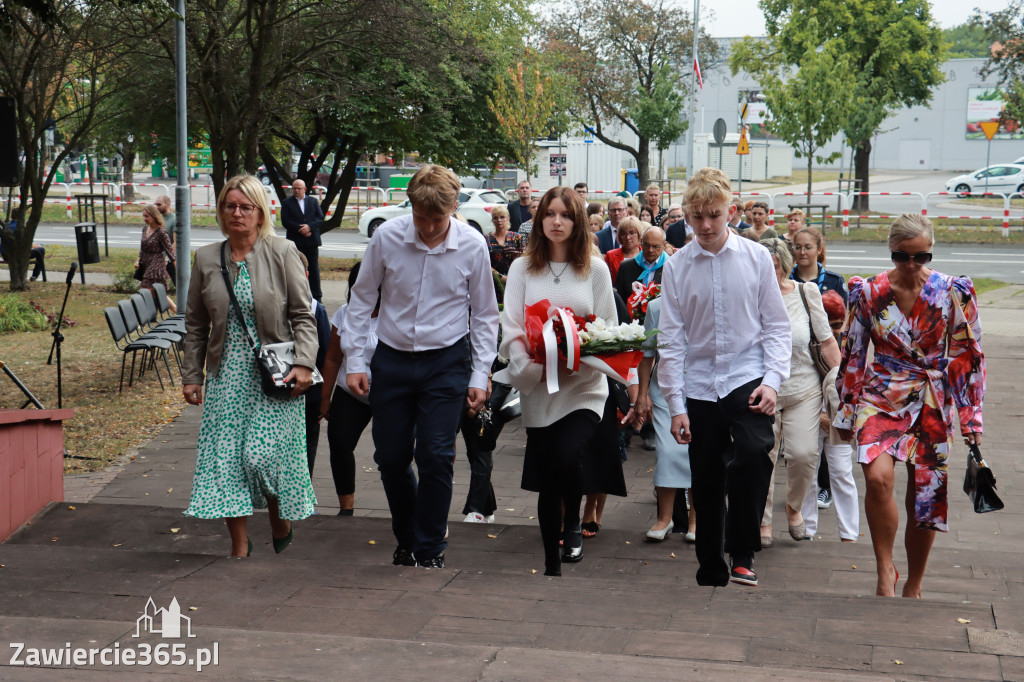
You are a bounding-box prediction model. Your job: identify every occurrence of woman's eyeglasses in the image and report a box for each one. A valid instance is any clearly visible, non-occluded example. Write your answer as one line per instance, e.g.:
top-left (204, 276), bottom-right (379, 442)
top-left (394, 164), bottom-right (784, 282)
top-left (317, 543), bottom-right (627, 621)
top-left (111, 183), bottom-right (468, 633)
top-left (890, 250), bottom-right (932, 265)
top-left (222, 202), bottom-right (258, 216)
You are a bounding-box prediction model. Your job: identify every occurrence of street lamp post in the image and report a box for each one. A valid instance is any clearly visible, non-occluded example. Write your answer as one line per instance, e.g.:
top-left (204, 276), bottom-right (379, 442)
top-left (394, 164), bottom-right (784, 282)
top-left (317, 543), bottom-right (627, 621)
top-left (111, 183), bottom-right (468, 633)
top-left (755, 93), bottom-right (768, 180)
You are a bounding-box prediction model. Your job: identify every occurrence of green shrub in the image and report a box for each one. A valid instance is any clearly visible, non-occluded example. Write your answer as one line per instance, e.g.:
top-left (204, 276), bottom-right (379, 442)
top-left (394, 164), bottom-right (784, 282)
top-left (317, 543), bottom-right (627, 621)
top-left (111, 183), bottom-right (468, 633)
top-left (0, 295), bottom-right (48, 334)
top-left (110, 265), bottom-right (140, 294)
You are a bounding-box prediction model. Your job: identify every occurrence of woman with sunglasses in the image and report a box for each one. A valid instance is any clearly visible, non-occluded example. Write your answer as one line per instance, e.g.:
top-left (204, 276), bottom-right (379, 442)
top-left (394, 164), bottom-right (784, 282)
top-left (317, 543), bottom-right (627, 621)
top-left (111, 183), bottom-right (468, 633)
top-left (834, 214), bottom-right (986, 598)
top-left (182, 174), bottom-right (318, 557)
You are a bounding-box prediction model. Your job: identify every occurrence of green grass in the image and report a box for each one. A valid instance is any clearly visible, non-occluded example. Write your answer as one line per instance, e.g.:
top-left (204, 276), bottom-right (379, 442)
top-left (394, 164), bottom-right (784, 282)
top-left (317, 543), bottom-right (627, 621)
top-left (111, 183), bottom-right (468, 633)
top-left (843, 272), bottom-right (1007, 296)
top-left (0, 295), bottom-right (49, 333)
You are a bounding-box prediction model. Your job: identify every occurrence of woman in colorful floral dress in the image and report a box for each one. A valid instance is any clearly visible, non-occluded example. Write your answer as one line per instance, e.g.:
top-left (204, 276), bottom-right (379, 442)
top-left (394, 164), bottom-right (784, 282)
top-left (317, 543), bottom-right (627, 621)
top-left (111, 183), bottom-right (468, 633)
top-left (834, 214), bottom-right (985, 598)
top-left (182, 174), bottom-right (318, 557)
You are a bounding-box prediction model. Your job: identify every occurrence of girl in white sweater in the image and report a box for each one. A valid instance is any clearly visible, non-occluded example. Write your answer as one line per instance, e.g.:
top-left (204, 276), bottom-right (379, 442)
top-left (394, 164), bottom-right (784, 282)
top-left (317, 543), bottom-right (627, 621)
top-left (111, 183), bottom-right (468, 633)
top-left (501, 186), bottom-right (617, 576)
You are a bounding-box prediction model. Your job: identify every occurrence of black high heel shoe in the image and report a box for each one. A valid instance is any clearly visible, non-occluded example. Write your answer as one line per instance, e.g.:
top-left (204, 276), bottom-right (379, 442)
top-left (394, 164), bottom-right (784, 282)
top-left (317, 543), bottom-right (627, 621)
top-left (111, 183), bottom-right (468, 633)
top-left (561, 525), bottom-right (583, 563)
top-left (273, 525), bottom-right (293, 554)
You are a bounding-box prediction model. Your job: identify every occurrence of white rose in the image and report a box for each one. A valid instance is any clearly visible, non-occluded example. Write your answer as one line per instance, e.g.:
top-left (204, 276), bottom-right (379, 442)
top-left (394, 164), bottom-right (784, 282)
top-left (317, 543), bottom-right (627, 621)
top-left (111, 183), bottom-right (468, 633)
top-left (589, 318), bottom-right (607, 332)
top-left (577, 330), bottom-right (591, 344)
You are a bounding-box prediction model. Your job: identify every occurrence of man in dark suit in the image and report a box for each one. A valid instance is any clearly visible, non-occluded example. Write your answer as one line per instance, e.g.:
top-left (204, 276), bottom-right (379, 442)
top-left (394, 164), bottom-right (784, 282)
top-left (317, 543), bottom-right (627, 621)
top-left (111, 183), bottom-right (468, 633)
top-left (665, 215), bottom-right (693, 249)
top-left (282, 179), bottom-right (325, 301)
top-left (614, 225), bottom-right (667, 304)
top-left (596, 196), bottom-right (628, 254)
top-left (508, 180), bottom-right (532, 232)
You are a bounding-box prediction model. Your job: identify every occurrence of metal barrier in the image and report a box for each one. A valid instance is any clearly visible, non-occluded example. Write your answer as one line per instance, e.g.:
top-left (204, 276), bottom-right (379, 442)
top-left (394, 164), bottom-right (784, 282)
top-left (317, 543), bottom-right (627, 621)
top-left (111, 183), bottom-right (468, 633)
top-left (731, 191), bottom-right (774, 226)
top-left (924, 191), bottom-right (1012, 237)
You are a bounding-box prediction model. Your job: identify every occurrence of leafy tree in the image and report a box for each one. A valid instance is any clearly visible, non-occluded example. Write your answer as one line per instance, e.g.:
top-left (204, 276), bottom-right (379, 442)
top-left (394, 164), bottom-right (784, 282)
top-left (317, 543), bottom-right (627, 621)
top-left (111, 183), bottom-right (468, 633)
top-left (758, 0), bottom-right (946, 210)
top-left (732, 37), bottom-right (853, 200)
top-left (944, 22), bottom-right (994, 59)
top-left (543, 0), bottom-right (719, 187)
top-left (976, 1), bottom-right (1024, 125)
top-left (488, 50), bottom-right (562, 177)
top-left (0, 1), bottom-right (157, 291)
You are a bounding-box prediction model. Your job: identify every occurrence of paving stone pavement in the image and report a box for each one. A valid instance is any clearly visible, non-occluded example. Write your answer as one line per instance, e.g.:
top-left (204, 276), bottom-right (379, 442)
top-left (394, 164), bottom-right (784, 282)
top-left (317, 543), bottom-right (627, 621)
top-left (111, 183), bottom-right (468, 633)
top-left (2, 289), bottom-right (1023, 680)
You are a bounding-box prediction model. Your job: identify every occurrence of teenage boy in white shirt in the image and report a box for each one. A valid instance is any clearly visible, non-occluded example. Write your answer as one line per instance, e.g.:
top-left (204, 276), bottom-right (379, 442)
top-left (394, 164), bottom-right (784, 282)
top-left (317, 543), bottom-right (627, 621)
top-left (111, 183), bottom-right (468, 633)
top-left (658, 167), bottom-right (791, 588)
top-left (343, 164), bottom-right (500, 569)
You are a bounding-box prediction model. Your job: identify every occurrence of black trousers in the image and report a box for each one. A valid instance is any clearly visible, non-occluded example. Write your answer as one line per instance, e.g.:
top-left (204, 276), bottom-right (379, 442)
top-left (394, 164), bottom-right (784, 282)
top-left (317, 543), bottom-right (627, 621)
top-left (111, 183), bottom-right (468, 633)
top-left (327, 388), bottom-right (373, 496)
top-left (370, 338), bottom-right (471, 561)
top-left (687, 378), bottom-right (776, 586)
top-left (305, 398), bottom-right (321, 476)
top-left (298, 245), bottom-right (322, 301)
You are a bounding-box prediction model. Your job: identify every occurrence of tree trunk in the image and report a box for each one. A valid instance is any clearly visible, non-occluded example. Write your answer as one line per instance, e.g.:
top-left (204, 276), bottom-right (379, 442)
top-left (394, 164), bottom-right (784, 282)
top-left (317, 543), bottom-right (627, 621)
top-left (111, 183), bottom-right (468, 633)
top-left (636, 138), bottom-right (651, 189)
top-left (807, 158), bottom-right (813, 206)
top-left (853, 139), bottom-right (871, 212)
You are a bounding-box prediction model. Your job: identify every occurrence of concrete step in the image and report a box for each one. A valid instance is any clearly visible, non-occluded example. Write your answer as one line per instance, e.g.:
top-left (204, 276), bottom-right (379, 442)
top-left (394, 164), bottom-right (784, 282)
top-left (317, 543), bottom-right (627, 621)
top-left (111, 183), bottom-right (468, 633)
top-left (2, 502), bottom-right (1022, 680)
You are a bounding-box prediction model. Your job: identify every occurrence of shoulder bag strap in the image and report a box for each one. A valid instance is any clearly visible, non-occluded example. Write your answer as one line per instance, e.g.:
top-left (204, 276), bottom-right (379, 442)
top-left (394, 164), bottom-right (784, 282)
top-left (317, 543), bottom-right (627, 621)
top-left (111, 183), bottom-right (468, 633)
top-left (797, 282), bottom-right (815, 340)
top-left (219, 241), bottom-right (259, 352)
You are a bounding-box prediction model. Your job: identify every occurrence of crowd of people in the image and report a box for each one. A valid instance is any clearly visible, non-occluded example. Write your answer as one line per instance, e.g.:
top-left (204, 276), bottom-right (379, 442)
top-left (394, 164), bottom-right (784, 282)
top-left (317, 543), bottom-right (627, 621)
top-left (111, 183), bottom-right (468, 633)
top-left (178, 166), bottom-right (986, 597)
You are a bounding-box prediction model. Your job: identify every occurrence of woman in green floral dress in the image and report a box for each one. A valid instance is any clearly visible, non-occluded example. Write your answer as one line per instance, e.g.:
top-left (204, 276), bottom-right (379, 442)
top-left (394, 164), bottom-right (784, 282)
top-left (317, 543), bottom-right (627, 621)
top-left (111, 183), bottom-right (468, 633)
top-left (182, 175), bottom-right (319, 557)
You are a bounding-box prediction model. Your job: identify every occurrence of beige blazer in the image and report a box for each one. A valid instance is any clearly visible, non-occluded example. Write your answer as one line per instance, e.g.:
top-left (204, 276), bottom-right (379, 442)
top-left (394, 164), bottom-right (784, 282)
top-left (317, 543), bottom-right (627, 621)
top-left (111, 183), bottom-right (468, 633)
top-left (182, 236), bottom-right (317, 385)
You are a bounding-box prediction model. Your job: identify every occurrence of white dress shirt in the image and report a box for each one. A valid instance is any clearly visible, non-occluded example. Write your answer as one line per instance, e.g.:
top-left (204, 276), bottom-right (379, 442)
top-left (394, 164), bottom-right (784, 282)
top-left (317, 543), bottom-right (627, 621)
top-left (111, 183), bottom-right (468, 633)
top-left (657, 231), bottom-right (791, 416)
top-left (342, 213), bottom-right (499, 390)
top-left (332, 304), bottom-right (378, 404)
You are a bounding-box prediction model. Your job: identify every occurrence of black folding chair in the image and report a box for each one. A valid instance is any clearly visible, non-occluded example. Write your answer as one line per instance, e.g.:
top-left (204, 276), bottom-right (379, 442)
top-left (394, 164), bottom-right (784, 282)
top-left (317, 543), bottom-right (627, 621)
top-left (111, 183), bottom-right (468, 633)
top-left (104, 307), bottom-right (172, 392)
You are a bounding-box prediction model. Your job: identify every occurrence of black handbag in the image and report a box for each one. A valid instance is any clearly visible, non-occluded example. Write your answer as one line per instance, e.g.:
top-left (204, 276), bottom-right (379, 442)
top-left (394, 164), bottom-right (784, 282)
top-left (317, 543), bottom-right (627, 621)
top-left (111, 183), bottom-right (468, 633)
top-left (798, 283), bottom-right (830, 379)
top-left (133, 266), bottom-right (144, 281)
top-left (219, 241), bottom-right (322, 398)
top-left (963, 443), bottom-right (1003, 513)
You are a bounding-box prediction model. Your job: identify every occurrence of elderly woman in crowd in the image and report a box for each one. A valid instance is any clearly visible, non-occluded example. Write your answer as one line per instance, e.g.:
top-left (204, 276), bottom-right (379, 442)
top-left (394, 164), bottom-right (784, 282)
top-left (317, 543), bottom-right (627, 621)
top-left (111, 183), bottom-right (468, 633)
top-left (759, 238), bottom-right (840, 546)
top-left (488, 205), bottom-right (526, 303)
top-left (634, 296), bottom-right (696, 542)
top-left (835, 214), bottom-right (985, 598)
top-left (604, 216), bottom-right (642, 283)
top-left (182, 174), bottom-right (318, 557)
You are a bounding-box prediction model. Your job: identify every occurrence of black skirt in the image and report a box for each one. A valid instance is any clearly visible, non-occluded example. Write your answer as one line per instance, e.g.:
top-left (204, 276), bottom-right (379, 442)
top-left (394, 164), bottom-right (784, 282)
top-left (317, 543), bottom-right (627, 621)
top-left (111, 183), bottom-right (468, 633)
top-left (520, 393), bottom-right (627, 497)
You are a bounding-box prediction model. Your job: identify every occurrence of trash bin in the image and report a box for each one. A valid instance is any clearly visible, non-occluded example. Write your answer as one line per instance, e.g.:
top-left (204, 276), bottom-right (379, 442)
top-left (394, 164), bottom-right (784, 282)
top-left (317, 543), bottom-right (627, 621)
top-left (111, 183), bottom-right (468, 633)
top-left (624, 169), bottom-right (639, 194)
top-left (74, 223), bottom-right (100, 264)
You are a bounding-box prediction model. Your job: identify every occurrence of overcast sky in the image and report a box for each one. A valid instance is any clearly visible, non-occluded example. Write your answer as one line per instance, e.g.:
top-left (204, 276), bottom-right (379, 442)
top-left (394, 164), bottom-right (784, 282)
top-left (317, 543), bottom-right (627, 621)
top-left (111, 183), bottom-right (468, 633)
top-left (702, 0), bottom-right (1009, 38)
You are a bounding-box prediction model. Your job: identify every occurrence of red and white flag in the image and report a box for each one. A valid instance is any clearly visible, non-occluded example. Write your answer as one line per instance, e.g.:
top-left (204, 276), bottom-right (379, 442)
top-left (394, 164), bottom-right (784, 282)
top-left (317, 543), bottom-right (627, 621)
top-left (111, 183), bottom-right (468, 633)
top-left (694, 55), bottom-right (703, 90)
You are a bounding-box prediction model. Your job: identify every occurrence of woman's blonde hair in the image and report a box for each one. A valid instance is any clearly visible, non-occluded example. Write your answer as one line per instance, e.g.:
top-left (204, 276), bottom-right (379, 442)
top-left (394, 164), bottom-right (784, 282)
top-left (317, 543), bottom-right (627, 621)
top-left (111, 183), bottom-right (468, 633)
top-left (616, 215), bottom-right (642, 237)
top-left (523, 186), bottom-right (592, 276)
top-left (217, 174), bottom-right (274, 240)
top-left (888, 213), bottom-right (934, 249)
top-left (142, 204), bottom-right (165, 228)
top-left (761, 237), bottom-right (793, 274)
top-left (490, 204), bottom-right (509, 220)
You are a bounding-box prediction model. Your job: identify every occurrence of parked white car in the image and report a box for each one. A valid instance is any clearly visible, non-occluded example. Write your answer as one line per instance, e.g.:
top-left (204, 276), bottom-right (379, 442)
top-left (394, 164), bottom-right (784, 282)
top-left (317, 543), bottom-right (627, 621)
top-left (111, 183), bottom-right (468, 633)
top-left (456, 189), bottom-right (509, 234)
top-left (945, 164), bottom-right (1024, 197)
top-left (357, 188), bottom-right (509, 237)
top-left (357, 199), bottom-right (413, 238)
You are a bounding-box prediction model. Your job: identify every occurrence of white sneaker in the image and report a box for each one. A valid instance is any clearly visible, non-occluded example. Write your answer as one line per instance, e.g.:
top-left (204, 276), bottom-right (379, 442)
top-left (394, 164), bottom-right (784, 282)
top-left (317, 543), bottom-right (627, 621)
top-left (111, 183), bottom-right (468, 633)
top-left (464, 512), bottom-right (486, 523)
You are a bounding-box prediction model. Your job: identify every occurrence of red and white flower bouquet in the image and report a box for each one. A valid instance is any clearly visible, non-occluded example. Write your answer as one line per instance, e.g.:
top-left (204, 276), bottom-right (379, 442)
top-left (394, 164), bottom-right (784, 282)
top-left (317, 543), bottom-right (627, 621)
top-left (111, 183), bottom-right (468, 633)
top-left (519, 298), bottom-right (658, 393)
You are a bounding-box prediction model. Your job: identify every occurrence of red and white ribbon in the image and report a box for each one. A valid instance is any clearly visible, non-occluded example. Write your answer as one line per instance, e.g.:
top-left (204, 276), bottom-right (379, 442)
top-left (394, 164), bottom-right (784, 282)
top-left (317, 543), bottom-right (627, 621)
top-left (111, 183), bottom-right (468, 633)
top-left (541, 306), bottom-right (580, 393)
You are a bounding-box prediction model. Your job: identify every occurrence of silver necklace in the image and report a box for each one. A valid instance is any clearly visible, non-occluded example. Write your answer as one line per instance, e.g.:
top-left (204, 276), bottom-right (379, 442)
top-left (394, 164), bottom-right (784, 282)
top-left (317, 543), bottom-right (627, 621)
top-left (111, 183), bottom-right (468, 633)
top-left (548, 261), bottom-right (570, 284)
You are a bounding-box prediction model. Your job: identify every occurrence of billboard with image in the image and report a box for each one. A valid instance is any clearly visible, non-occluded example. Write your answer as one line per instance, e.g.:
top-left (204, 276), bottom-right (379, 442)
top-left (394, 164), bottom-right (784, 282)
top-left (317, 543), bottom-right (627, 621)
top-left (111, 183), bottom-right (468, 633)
top-left (966, 87), bottom-right (1022, 140)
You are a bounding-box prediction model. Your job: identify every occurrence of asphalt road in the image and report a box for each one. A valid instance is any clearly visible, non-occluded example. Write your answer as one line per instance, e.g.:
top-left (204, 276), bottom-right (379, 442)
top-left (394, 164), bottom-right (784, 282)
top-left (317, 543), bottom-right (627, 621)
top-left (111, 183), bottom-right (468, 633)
top-left (31, 222), bottom-right (1024, 284)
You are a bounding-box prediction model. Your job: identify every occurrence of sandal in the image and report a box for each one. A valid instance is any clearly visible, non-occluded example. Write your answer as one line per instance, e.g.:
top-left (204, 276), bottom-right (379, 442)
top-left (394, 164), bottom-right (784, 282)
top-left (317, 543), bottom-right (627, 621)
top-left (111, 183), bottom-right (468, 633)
top-left (581, 521), bottom-right (601, 538)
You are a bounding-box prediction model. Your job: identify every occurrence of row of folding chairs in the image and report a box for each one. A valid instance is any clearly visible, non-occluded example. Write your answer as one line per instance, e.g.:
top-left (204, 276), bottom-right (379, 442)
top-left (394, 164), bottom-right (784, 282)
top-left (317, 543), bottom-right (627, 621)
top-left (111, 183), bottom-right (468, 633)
top-left (103, 284), bottom-right (186, 392)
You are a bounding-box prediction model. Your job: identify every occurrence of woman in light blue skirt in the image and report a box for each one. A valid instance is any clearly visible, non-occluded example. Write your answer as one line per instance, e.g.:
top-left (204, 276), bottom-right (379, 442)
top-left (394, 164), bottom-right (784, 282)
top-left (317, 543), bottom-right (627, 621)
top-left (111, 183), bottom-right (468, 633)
top-left (633, 297), bottom-right (695, 542)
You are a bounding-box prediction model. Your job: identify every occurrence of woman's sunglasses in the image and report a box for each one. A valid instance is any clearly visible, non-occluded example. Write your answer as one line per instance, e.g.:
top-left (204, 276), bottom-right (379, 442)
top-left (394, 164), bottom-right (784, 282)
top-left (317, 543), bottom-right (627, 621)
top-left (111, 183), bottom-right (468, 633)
top-left (891, 250), bottom-right (932, 265)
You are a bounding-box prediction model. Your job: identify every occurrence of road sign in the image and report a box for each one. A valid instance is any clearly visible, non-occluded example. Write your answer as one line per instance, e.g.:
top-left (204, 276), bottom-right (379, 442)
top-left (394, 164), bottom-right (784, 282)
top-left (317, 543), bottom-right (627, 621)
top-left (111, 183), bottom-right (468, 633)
top-left (979, 121), bottom-right (1000, 141)
top-left (740, 103), bottom-right (749, 122)
top-left (713, 118), bottom-right (727, 145)
top-left (737, 129), bottom-right (750, 155)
